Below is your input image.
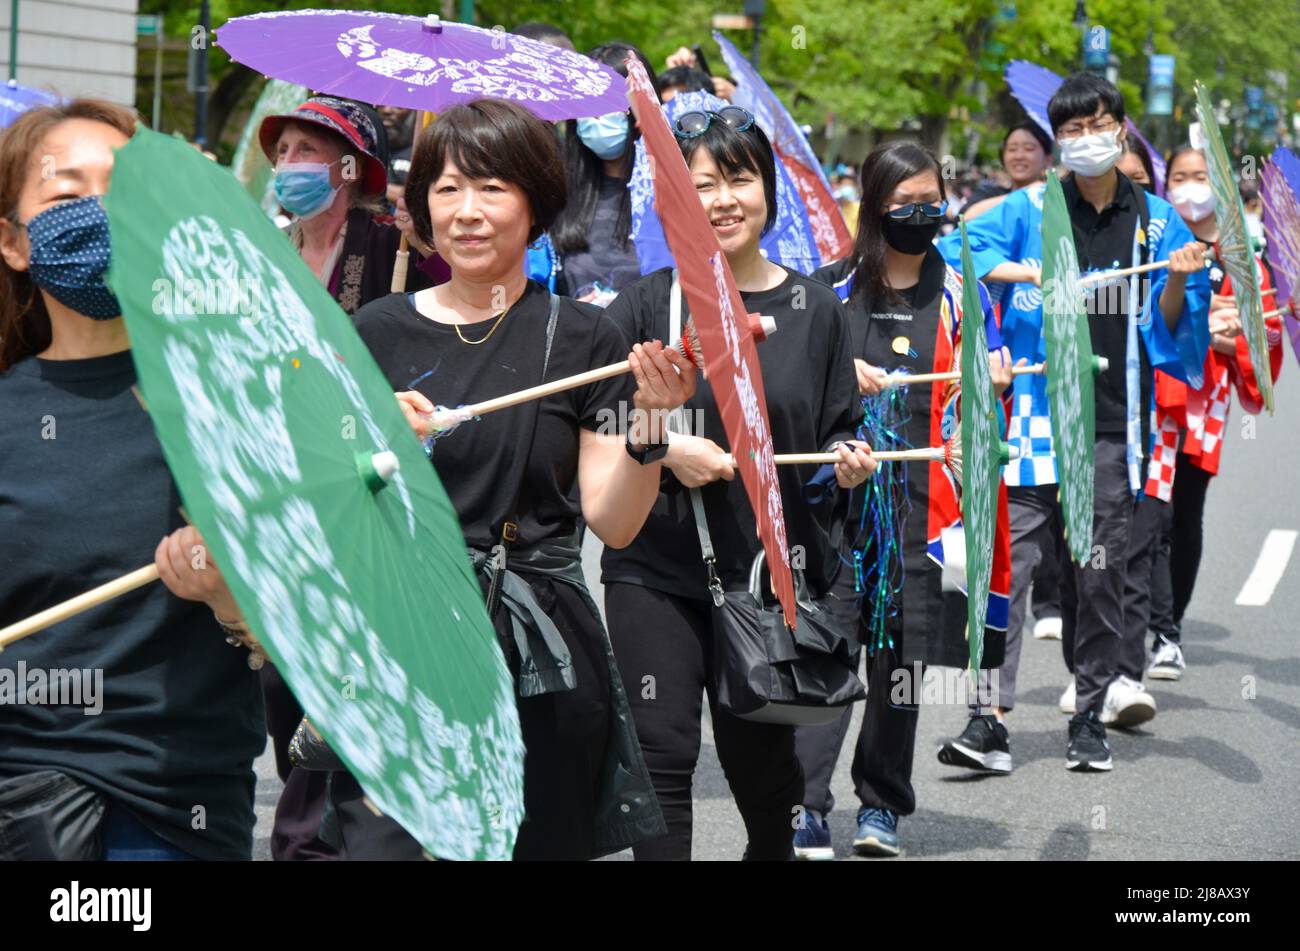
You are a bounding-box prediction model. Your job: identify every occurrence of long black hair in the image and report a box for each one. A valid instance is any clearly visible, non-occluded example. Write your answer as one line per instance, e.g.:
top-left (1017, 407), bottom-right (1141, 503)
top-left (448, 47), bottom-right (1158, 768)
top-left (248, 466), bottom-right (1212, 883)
top-left (845, 140), bottom-right (946, 307)
top-left (550, 42), bottom-right (657, 258)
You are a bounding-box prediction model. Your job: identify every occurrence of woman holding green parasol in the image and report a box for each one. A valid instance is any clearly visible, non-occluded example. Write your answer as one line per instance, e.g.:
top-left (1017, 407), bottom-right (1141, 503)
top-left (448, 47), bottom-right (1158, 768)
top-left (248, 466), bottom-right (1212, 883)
top-left (0, 100), bottom-right (266, 860)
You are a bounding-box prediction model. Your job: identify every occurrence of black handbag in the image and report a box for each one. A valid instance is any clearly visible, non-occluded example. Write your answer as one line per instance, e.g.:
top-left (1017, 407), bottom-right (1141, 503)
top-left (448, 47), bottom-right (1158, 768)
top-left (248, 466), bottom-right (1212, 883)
top-left (0, 769), bottom-right (106, 860)
top-left (665, 271), bottom-right (863, 725)
top-left (710, 549), bottom-right (866, 726)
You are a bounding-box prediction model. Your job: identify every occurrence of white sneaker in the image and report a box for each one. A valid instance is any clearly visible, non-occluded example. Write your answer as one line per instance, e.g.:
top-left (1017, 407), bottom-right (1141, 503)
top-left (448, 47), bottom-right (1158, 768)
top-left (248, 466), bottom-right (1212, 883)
top-left (1147, 637), bottom-right (1186, 681)
top-left (1059, 679), bottom-right (1076, 714)
top-left (1101, 675), bottom-right (1157, 728)
top-left (1033, 617), bottom-right (1063, 640)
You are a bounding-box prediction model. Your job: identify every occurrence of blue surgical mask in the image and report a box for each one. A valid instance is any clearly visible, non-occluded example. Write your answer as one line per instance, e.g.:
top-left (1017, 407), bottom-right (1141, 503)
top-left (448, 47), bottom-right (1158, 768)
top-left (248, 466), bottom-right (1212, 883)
top-left (274, 161), bottom-right (342, 219)
top-left (21, 196), bottom-right (121, 320)
top-left (576, 113), bottom-right (629, 161)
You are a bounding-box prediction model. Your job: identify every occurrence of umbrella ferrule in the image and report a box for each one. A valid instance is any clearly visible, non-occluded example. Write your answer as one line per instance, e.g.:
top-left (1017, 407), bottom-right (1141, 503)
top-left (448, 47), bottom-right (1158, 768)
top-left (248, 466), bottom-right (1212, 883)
top-left (423, 14), bottom-right (443, 33)
top-left (357, 450), bottom-right (400, 493)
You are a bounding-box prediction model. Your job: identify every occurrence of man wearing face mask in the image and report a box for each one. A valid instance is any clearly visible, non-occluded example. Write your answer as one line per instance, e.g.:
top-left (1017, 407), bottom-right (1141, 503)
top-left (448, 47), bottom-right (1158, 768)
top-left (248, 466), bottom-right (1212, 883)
top-left (938, 73), bottom-right (1211, 774)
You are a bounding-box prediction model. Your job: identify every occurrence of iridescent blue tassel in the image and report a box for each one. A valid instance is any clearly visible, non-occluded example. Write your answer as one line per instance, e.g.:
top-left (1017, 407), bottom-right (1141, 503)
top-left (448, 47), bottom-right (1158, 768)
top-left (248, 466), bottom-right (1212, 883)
top-left (844, 387), bottom-right (912, 654)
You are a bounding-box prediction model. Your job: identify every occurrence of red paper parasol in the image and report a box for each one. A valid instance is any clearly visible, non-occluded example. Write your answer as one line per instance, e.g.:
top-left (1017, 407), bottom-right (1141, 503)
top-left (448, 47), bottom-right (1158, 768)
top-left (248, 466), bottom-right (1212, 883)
top-left (624, 56), bottom-right (797, 627)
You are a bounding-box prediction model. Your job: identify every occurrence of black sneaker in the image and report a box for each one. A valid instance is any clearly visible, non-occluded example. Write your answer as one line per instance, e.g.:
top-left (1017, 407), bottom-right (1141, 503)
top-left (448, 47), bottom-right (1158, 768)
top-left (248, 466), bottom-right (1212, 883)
top-left (937, 714), bottom-right (1012, 773)
top-left (1066, 711), bottom-right (1113, 772)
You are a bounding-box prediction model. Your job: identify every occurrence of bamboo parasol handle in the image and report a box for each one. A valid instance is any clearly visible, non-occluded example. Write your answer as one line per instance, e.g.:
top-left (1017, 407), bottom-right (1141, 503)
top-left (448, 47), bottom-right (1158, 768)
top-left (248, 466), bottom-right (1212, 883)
top-left (883, 362), bottom-right (1046, 387)
top-left (0, 564), bottom-right (160, 650)
top-left (723, 447), bottom-right (946, 467)
top-left (390, 238), bottom-right (410, 294)
top-left (464, 359), bottom-right (632, 418)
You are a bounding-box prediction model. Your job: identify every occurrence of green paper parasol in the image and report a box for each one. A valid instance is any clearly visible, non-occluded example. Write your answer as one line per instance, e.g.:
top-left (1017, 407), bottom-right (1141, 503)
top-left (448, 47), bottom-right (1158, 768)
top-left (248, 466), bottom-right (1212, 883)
top-left (103, 126), bottom-right (524, 861)
top-left (958, 218), bottom-right (1000, 673)
top-left (1041, 171), bottom-right (1097, 566)
top-left (1195, 81), bottom-right (1274, 414)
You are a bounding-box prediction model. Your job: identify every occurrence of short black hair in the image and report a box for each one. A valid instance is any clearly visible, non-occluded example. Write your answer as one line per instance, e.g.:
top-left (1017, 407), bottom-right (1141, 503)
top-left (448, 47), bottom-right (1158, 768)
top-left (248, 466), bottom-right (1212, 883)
top-left (1002, 120), bottom-right (1052, 157)
top-left (1047, 72), bottom-right (1126, 135)
top-left (406, 98), bottom-right (566, 246)
top-left (677, 115), bottom-right (779, 235)
top-left (511, 22), bottom-right (570, 46)
top-left (659, 66), bottom-right (714, 96)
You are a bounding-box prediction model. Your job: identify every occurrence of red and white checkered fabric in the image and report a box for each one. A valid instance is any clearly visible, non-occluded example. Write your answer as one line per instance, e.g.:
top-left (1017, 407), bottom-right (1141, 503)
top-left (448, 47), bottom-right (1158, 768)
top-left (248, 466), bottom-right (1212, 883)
top-left (1144, 411), bottom-right (1181, 501)
top-left (1183, 360), bottom-right (1232, 465)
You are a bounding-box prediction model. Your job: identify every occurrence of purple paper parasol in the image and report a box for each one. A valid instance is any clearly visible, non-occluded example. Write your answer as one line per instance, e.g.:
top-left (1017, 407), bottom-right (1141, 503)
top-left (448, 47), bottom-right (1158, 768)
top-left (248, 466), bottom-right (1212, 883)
top-left (1, 80), bottom-right (62, 128)
top-left (216, 10), bottom-right (627, 121)
top-left (1004, 60), bottom-right (1166, 197)
top-left (1261, 147), bottom-right (1300, 368)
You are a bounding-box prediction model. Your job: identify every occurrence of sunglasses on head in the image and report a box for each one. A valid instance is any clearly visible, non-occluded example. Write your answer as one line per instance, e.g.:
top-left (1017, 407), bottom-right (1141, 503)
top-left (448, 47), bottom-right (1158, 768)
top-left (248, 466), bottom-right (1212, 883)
top-left (672, 106), bottom-right (756, 139)
top-left (885, 200), bottom-right (948, 220)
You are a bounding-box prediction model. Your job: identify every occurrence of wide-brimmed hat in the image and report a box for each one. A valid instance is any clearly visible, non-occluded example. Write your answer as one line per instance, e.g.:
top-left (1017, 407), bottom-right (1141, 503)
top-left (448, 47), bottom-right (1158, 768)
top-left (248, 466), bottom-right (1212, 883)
top-left (259, 96), bottom-right (389, 197)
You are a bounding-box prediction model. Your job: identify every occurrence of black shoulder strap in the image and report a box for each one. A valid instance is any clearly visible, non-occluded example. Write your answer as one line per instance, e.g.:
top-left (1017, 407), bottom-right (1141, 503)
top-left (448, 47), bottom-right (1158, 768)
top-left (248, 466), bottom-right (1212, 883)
top-left (498, 292), bottom-right (561, 549)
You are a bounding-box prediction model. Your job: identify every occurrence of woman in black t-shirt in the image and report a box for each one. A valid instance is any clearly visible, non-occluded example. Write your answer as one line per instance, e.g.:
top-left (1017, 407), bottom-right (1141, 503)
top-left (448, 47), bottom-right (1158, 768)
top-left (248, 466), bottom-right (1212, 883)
top-left (346, 98), bottom-right (695, 860)
top-left (599, 105), bottom-right (873, 860)
top-left (0, 100), bottom-right (265, 860)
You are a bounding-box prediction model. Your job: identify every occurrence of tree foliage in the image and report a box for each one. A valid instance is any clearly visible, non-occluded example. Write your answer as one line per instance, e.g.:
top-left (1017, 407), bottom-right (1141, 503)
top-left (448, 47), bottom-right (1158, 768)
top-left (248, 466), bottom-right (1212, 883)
top-left (137, 0), bottom-right (1299, 161)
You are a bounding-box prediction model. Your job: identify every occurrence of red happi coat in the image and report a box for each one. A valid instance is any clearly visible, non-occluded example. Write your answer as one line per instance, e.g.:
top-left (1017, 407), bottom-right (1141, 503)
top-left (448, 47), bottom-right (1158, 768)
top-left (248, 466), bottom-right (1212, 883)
top-left (924, 267), bottom-right (1012, 633)
top-left (1147, 253), bottom-right (1283, 499)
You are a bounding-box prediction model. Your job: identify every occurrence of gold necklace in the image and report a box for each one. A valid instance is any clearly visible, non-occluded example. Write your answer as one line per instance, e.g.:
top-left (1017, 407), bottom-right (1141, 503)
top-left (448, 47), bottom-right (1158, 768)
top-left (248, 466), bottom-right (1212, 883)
top-left (454, 301), bottom-right (513, 345)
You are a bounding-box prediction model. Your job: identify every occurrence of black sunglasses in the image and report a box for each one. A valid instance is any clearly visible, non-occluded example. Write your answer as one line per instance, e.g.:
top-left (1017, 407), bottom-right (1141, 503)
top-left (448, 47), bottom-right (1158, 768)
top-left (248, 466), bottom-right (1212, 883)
top-left (672, 106), bottom-right (756, 139)
top-left (885, 200), bottom-right (949, 220)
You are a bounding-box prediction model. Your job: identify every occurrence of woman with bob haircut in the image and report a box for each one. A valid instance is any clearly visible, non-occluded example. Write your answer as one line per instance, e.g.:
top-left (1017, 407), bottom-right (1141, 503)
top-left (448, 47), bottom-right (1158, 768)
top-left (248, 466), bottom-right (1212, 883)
top-left (315, 97), bottom-right (696, 860)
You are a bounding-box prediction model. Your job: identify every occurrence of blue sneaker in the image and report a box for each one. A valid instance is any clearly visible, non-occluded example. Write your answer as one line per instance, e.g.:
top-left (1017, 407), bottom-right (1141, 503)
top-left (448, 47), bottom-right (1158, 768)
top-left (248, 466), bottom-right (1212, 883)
top-left (793, 810), bottom-right (834, 861)
top-left (853, 807), bottom-right (900, 857)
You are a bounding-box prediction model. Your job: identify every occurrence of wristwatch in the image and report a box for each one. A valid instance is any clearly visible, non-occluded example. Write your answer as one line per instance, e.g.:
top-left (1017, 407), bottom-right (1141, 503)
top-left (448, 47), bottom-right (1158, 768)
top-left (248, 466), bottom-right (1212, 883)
top-left (625, 431), bottom-right (669, 465)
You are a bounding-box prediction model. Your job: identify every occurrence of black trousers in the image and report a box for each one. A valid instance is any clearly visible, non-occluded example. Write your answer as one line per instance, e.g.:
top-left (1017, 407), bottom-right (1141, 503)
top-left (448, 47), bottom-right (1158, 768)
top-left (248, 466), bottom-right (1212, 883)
top-left (1060, 436), bottom-right (1136, 715)
top-left (1030, 509), bottom-right (1066, 622)
top-left (260, 664), bottom-right (338, 861)
top-left (1169, 454), bottom-right (1213, 635)
top-left (1118, 494), bottom-right (1168, 681)
top-left (1147, 494), bottom-right (1177, 640)
top-left (794, 560), bottom-right (919, 819)
top-left (605, 582), bottom-right (803, 861)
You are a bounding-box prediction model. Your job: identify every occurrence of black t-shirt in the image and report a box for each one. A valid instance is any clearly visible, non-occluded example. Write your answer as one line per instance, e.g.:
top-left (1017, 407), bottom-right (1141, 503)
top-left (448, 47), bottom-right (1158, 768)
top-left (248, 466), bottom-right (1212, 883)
top-left (599, 266), bottom-right (859, 598)
top-left (560, 176), bottom-right (641, 294)
top-left (353, 281), bottom-right (632, 550)
top-left (1062, 171), bottom-right (1153, 437)
top-left (0, 351), bottom-right (265, 860)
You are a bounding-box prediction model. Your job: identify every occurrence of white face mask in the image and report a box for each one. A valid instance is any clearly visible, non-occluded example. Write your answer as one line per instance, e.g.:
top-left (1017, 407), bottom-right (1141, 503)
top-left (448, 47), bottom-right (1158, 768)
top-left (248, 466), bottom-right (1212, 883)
top-left (1170, 182), bottom-right (1216, 224)
top-left (1059, 130), bottom-right (1122, 178)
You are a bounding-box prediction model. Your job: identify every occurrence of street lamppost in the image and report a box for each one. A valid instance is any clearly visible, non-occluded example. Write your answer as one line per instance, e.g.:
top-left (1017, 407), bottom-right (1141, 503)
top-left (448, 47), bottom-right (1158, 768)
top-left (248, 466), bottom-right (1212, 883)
top-left (1073, 1), bottom-right (1088, 66)
top-left (8, 0), bottom-right (19, 82)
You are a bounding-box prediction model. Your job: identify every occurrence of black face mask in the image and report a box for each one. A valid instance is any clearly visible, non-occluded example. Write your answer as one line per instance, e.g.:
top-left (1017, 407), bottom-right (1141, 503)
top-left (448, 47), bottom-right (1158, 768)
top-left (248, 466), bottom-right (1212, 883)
top-left (882, 211), bottom-right (941, 255)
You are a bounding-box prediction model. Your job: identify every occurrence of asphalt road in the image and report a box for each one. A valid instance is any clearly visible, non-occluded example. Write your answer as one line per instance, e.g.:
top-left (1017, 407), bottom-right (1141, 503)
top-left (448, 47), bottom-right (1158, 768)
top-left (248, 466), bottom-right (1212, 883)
top-left (253, 369), bottom-right (1300, 861)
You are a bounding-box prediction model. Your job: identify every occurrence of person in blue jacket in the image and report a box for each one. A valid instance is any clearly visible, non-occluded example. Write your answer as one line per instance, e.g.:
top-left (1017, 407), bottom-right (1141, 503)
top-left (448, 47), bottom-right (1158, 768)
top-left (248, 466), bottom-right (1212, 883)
top-left (936, 73), bottom-right (1210, 774)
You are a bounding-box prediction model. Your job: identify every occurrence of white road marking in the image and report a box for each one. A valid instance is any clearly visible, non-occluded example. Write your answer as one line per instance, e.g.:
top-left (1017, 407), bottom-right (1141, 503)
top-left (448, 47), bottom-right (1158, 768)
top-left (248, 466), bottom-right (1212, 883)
top-left (1235, 530), bottom-right (1298, 606)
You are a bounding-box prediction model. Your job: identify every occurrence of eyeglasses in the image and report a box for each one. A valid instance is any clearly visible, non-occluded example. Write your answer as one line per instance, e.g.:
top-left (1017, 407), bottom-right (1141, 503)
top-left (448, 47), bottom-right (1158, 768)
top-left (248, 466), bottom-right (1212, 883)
top-left (672, 106), bottom-right (755, 139)
top-left (885, 200), bottom-right (948, 220)
top-left (1056, 117), bottom-right (1120, 140)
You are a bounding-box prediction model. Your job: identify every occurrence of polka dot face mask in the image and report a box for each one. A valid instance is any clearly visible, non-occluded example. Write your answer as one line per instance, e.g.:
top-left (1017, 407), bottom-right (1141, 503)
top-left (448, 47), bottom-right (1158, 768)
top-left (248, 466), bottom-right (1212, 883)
top-left (20, 195), bottom-right (122, 320)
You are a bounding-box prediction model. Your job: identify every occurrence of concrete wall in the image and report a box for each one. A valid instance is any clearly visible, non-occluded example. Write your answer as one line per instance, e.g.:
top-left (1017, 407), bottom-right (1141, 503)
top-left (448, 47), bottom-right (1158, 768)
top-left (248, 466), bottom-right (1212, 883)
top-left (0, 0), bottom-right (139, 106)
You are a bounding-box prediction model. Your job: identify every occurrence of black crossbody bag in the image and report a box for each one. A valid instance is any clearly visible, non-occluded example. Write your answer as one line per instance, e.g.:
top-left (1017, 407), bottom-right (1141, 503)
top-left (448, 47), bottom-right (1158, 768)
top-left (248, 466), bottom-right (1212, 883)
top-left (666, 272), bottom-right (865, 726)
